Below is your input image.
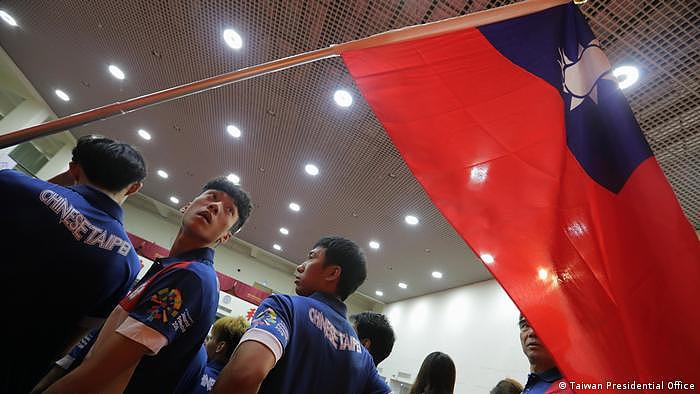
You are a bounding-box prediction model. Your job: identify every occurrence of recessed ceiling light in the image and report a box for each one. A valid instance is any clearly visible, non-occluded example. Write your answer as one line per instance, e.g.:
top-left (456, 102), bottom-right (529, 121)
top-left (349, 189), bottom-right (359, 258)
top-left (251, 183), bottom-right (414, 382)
top-left (227, 173), bottom-right (240, 185)
top-left (369, 240), bottom-right (380, 250)
top-left (108, 64), bottom-right (125, 80)
top-left (289, 202), bottom-right (301, 212)
top-left (55, 89), bottom-right (70, 101)
top-left (223, 29), bottom-right (243, 50)
top-left (169, 196), bottom-right (180, 204)
top-left (279, 227), bottom-right (289, 235)
top-left (333, 89), bottom-right (353, 107)
top-left (404, 215), bottom-right (419, 225)
top-left (273, 244), bottom-right (282, 251)
top-left (157, 170), bottom-right (168, 179)
top-left (538, 268), bottom-right (549, 281)
top-left (612, 65), bottom-right (639, 90)
top-left (304, 163), bottom-right (319, 176)
top-left (375, 290), bottom-right (384, 297)
top-left (480, 253), bottom-right (495, 264)
top-left (398, 282), bottom-right (408, 289)
top-left (137, 129), bottom-right (151, 140)
top-left (0, 10), bottom-right (18, 27)
top-left (226, 124), bottom-right (241, 138)
top-left (432, 271), bottom-right (443, 279)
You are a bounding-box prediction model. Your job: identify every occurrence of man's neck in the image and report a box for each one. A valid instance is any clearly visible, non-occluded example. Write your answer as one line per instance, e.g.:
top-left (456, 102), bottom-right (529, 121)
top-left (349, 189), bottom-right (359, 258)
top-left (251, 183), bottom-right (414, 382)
top-left (530, 361), bottom-right (556, 374)
top-left (169, 229), bottom-right (212, 257)
top-left (79, 181), bottom-right (122, 205)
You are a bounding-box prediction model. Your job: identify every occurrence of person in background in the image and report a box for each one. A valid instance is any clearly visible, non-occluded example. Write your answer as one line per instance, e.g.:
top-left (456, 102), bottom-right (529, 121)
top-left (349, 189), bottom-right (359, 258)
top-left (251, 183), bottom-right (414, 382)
top-left (408, 351), bottom-right (456, 394)
top-left (491, 378), bottom-right (524, 394)
top-left (350, 311), bottom-right (396, 366)
top-left (0, 135), bottom-right (146, 392)
top-left (45, 177), bottom-right (252, 394)
top-left (213, 236), bottom-right (390, 394)
top-left (518, 314), bottom-right (573, 394)
top-left (178, 315), bottom-right (250, 393)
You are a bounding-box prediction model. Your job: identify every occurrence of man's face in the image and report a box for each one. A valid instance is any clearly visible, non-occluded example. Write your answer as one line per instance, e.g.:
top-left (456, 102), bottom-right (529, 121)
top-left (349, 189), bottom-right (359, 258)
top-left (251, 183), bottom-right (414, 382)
top-left (204, 331), bottom-right (219, 360)
top-left (519, 315), bottom-right (555, 365)
top-left (182, 189), bottom-right (239, 245)
top-left (294, 247), bottom-right (332, 296)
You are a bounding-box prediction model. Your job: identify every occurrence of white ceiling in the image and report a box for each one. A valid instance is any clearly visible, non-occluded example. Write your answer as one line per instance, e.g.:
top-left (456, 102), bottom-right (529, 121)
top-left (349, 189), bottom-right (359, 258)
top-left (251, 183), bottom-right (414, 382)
top-left (0, 0), bottom-right (697, 303)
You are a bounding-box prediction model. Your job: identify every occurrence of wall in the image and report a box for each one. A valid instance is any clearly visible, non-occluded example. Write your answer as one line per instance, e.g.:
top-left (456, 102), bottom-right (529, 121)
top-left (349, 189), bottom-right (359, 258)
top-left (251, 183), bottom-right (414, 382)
top-left (381, 280), bottom-right (530, 393)
top-left (122, 201), bottom-right (377, 315)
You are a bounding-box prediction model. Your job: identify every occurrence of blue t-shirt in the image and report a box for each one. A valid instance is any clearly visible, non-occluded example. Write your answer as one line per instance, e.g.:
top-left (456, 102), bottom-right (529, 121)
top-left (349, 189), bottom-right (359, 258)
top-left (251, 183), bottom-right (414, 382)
top-left (523, 367), bottom-right (566, 394)
top-left (246, 292), bottom-right (390, 394)
top-left (120, 248), bottom-right (220, 394)
top-left (0, 170), bottom-right (140, 392)
top-left (175, 346), bottom-right (226, 394)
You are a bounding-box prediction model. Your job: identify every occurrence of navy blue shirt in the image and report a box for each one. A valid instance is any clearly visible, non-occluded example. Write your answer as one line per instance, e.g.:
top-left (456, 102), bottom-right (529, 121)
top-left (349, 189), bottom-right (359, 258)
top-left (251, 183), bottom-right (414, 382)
top-left (0, 170), bottom-right (140, 392)
top-left (523, 367), bottom-right (566, 394)
top-left (245, 292), bottom-right (390, 394)
top-left (175, 346), bottom-right (225, 393)
top-left (121, 247), bottom-right (220, 393)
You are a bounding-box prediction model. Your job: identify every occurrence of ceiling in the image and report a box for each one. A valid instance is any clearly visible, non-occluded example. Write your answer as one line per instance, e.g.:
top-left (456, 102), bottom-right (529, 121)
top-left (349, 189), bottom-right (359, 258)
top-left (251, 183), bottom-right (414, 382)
top-left (0, 0), bottom-right (697, 303)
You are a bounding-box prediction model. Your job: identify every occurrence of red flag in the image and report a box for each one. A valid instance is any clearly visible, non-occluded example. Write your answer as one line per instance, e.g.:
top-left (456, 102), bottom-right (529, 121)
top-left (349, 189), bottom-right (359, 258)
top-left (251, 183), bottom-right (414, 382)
top-left (342, 1), bottom-right (699, 389)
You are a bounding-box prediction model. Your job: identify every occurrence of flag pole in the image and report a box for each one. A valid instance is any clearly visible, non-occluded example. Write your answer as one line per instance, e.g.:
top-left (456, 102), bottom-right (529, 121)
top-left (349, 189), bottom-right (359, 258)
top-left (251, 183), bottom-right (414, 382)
top-left (0, 0), bottom-right (568, 149)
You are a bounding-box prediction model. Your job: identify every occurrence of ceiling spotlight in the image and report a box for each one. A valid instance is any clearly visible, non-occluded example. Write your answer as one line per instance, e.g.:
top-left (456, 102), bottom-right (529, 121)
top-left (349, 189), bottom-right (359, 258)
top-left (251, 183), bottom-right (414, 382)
top-left (538, 268), bottom-right (549, 281)
top-left (137, 129), bottom-right (151, 140)
top-left (480, 253), bottom-right (495, 264)
top-left (226, 124), bottom-right (241, 138)
top-left (169, 196), bottom-right (180, 204)
top-left (333, 89), bottom-right (353, 107)
top-left (279, 227), bottom-right (289, 235)
top-left (404, 215), bottom-right (419, 225)
top-left (223, 29), bottom-right (243, 50)
top-left (304, 163), bottom-right (319, 176)
top-left (398, 282), bottom-right (408, 289)
top-left (108, 64), bottom-right (125, 80)
top-left (289, 202), bottom-right (300, 212)
top-left (55, 89), bottom-right (70, 101)
top-left (157, 170), bottom-right (168, 179)
top-left (226, 173), bottom-right (240, 185)
top-left (0, 10), bottom-right (18, 27)
top-left (375, 290), bottom-right (384, 297)
top-left (273, 244), bottom-right (282, 251)
top-left (369, 240), bottom-right (380, 250)
top-left (612, 65), bottom-right (639, 90)
top-left (432, 271), bottom-right (443, 279)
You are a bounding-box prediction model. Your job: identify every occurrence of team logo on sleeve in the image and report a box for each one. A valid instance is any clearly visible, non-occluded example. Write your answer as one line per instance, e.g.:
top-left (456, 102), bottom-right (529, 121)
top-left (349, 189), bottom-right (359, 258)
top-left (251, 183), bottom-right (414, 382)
top-left (147, 288), bottom-right (183, 323)
top-left (252, 307), bottom-right (277, 326)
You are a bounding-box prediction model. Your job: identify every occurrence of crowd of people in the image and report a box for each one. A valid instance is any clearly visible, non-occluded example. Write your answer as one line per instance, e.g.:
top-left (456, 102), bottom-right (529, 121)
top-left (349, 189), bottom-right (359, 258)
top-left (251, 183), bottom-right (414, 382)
top-left (0, 135), bottom-right (572, 393)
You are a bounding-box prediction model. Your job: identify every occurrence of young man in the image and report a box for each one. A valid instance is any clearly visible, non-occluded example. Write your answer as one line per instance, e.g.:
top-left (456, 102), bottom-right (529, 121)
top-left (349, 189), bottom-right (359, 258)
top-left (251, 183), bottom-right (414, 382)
top-left (518, 314), bottom-right (574, 394)
top-left (350, 312), bottom-right (396, 366)
top-left (213, 236), bottom-right (391, 394)
top-left (0, 135), bottom-right (146, 392)
top-left (178, 315), bottom-right (250, 393)
top-left (45, 177), bottom-right (252, 394)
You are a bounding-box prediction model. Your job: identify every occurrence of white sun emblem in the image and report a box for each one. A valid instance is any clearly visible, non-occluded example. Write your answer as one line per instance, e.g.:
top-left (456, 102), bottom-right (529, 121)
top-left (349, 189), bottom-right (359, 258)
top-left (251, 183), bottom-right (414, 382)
top-left (558, 39), bottom-right (617, 111)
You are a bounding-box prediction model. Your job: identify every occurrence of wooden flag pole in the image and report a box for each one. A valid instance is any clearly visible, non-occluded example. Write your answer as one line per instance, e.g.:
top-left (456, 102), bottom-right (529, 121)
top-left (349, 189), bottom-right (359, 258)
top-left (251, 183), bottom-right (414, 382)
top-left (0, 0), bottom-right (568, 148)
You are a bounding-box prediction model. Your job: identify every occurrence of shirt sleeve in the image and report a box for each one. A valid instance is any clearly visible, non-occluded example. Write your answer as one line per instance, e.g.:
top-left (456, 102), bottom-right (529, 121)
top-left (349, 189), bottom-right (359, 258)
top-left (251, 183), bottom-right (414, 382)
top-left (55, 328), bottom-right (100, 370)
top-left (364, 365), bottom-right (392, 394)
top-left (123, 268), bottom-right (205, 345)
top-left (239, 295), bottom-right (293, 363)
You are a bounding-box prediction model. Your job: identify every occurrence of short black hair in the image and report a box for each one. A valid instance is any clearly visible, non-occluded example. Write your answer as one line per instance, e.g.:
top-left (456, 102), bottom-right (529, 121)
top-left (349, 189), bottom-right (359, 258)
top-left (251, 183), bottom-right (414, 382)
top-left (350, 312), bottom-right (395, 365)
top-left (202, 177), bottom-right (252, 234)
top-left (71, 135), bottom-right (146, 192)
top-left (314, 236), bottom-right (367, 300)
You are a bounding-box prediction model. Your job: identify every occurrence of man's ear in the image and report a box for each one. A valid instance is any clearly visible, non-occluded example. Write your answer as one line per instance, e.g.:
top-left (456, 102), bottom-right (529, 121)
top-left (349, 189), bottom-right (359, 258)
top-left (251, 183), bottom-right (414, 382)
top-left (68, 162), bottom-right (82, 183)
top-left (124, 181), bottom-right (143, 197)
top-left (215, 341), bottom-right (227, 354)
top-left (324, 265), bottom-right (342, 283)
top-left (361, 338), bottom-right (372, 350)
top-left (179, 202), bottom-right (191, 213)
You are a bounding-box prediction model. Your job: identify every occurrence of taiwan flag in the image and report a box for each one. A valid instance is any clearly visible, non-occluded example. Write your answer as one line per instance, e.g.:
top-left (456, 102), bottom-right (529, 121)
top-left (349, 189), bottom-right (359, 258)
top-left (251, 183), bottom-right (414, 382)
top-left (342, 0), bottom-right (699, 389)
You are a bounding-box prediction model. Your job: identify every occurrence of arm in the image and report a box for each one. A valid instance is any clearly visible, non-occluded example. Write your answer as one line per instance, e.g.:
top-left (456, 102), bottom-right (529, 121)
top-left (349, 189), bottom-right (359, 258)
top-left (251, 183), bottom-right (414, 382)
top-left (212, 341), bottom-right (276, 394)
top-left (44, 331), bottom-right (148, 394)
top-left (32, 329), bottom-right (100, 393)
